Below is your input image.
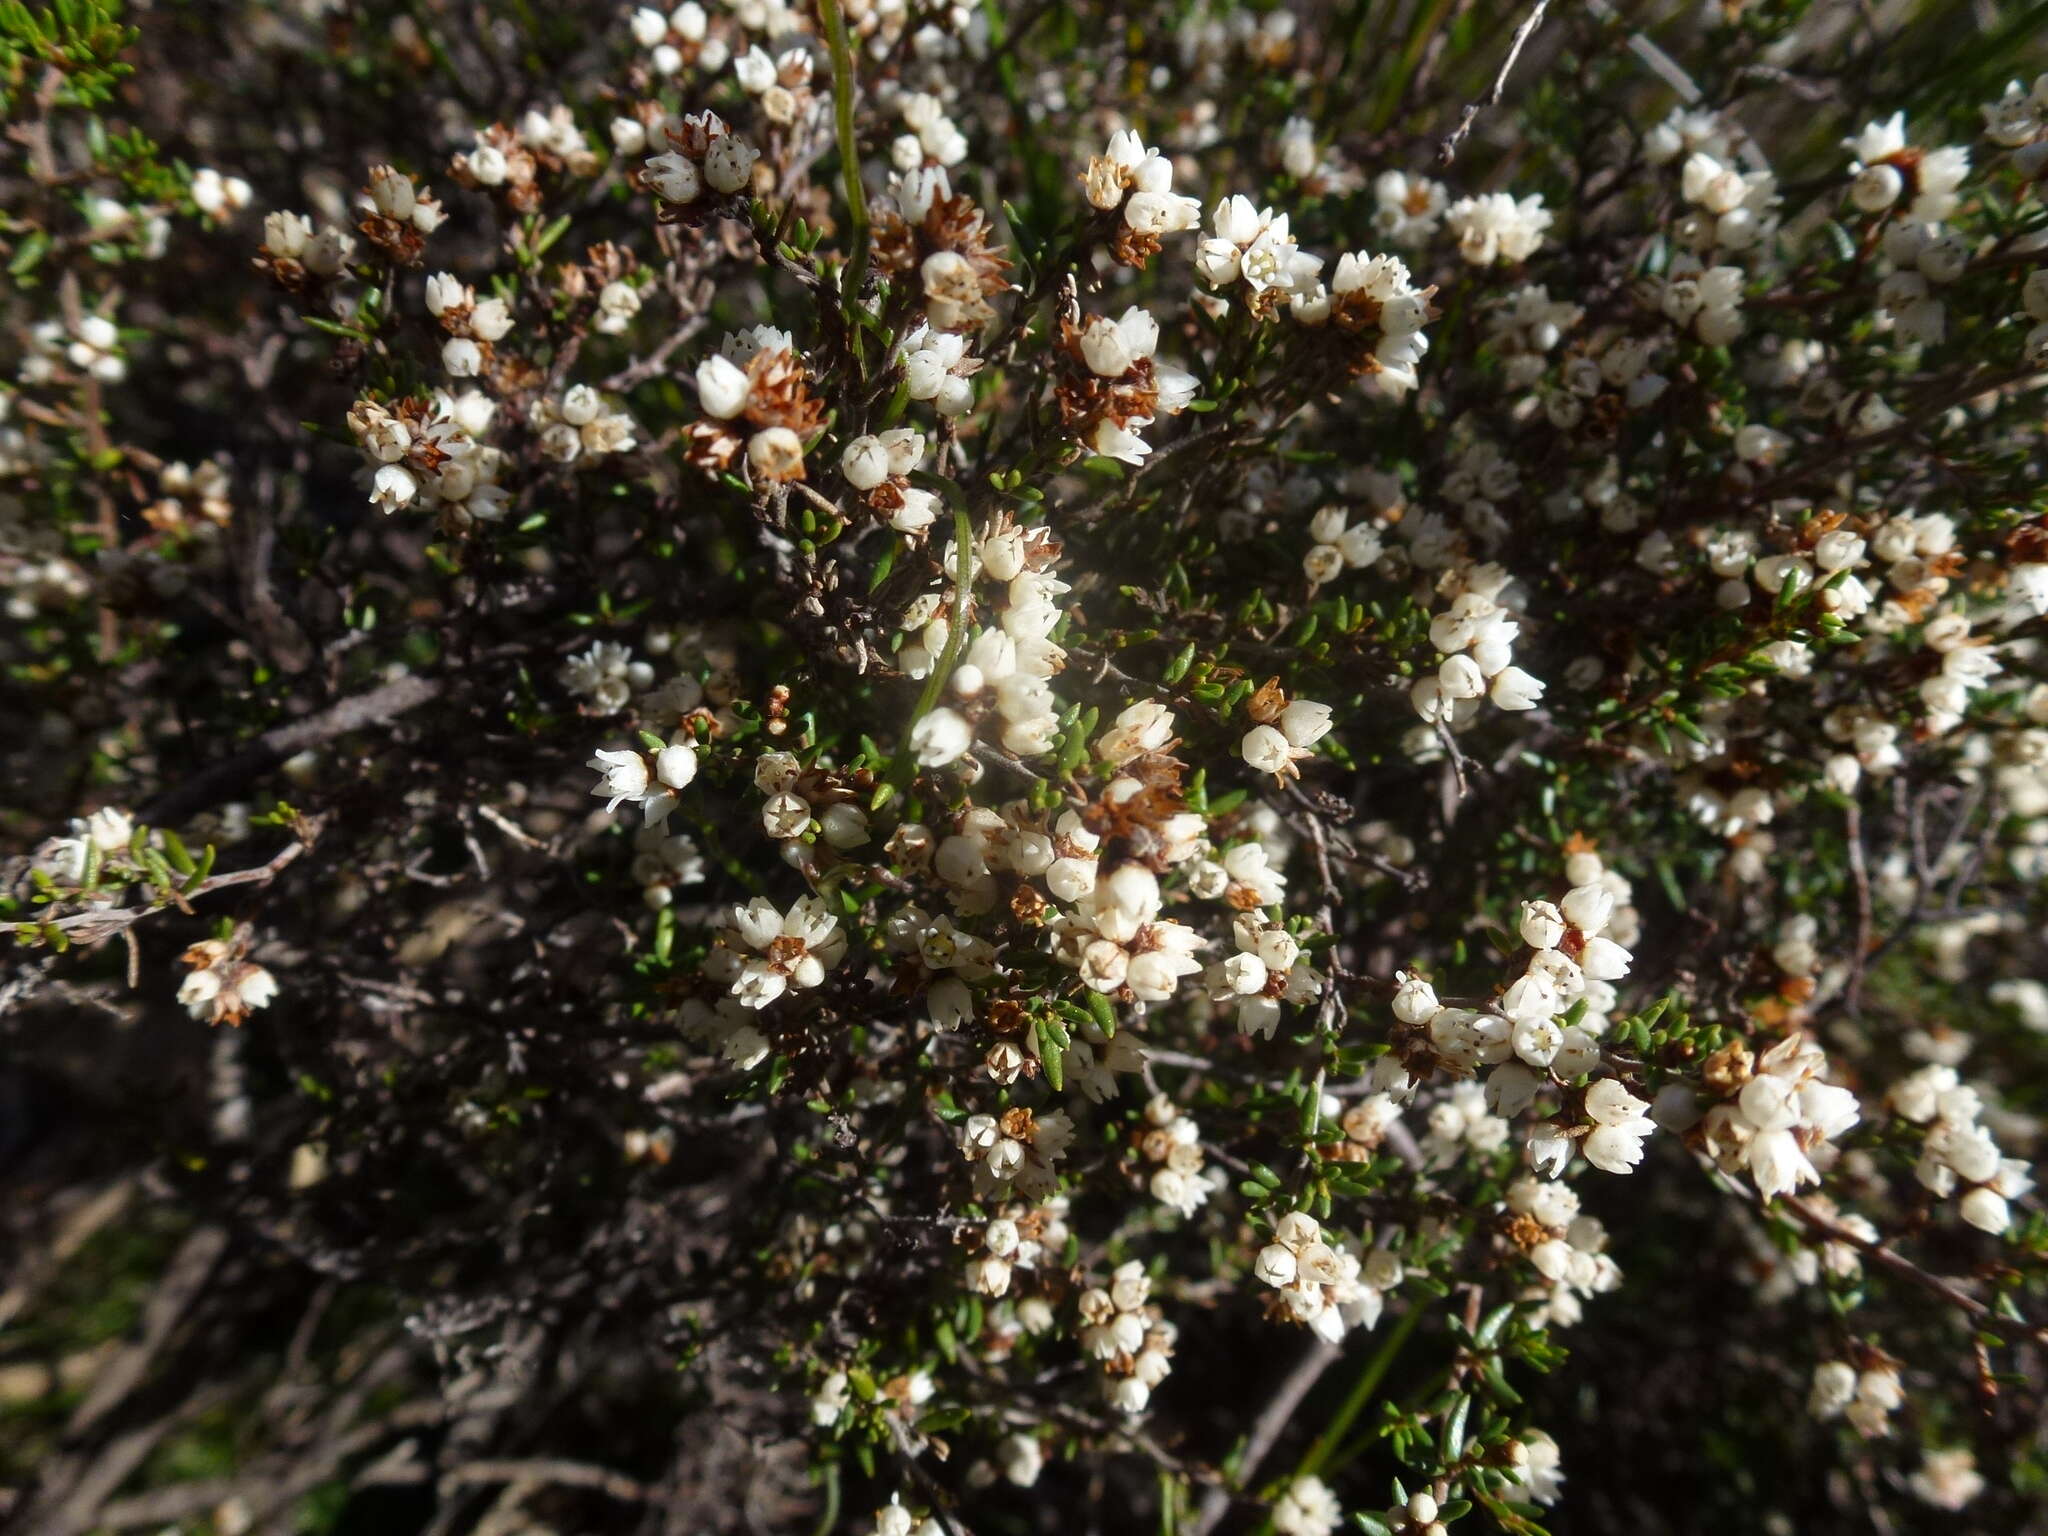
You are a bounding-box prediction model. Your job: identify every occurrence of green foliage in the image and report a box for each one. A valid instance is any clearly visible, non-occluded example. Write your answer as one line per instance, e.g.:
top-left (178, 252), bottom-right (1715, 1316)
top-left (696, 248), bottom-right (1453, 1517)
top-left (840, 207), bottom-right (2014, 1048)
top-left (0, 0), bottom-right (135, 111)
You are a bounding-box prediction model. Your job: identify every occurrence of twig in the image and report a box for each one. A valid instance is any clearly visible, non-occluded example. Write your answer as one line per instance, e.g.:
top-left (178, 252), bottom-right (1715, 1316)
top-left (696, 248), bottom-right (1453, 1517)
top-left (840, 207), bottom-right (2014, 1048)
top-left (1437, 0), bottom-right (1551, 166)
top-left (476, 802), bottom-right (548, 851)
top-left (599, 311), bottom-right (707, 392)
top-left (1190, 1336), bottom-right (1344, 1536)
top-left (140, 675), bottom-right (443, 825)
top-left (68, 1226), bottom-right (230, 1435)
top-left (441, 1458), bottom-right (654, 1501)
top-left (46, 833), bottom-right (315, 945)
top-left (1842, 797), bottom-right (1872, 1016)
top-left (1779, 1195), bottom-right (2047, 1342)
top-left (1434, 721), bottom-right (1470, 806)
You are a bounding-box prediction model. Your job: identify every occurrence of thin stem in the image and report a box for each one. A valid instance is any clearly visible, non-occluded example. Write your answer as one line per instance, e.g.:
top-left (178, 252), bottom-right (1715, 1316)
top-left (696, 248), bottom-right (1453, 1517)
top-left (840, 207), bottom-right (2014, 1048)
top-left (1295, 1303), bottom-right (1422, 1482)
top-left (817, 0), bottom-right (871, 300)
top-left (885, 504), bottom-right (977, 798)
top-left (1436, 0), bottom-right (1551, 165)
top-left (1191, 1335), bottom-right (1343, 1536)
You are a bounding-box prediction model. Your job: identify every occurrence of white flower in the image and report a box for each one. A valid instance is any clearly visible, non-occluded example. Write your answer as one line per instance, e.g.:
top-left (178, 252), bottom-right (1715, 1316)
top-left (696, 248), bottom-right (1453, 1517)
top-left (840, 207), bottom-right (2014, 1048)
top-left (644, 152), bottom-right (703, 204)
top-left (1272, 1476), bottom-right (1341, 1536)
top-left (1809, 1360), bottom-right (1858, 1417)
top-left (1578, 936), bottom-right (1632, 981)
top-left (1909, 1449), bottom-right (1985, 1511)
top-left (1747, 1127), bottom-right (1818, 1198)
top-left (588, 748), bottom-right (651, 811)
top-left (1560, 883), bottom-right (1613, 936)
top-left (1959, 1186), bottom-right (2009, 1234)
top-left (1445, 191), bottom-right (1553, 266)
top-left (1392, 972), bottom-right (1439, 1024)
top-left (1079, 316), bottom-right (1135, 377)
top-left (1737, 1073), bottom-right (1801, 1132)
top-left (370, 463), bottom-right (418, 512)
top-left (1439, 653), bottom-right (1485, 699)
top-left (1490, 666), bottom-right (1545, 710)
top-left (697, 354), bottom-right (752, 418)
top-left (654, 741), bottom-right (698, 793)
top-left (1520, 900), bottom-right (1566, 950)
top-left (1500, 972), bottom-right (1559, 1027)
top-left (841, 434), bottom-right (891, 490)
top-left (1240, 723), bottom-right (1293, 776)
top-left (703, 134), bottom-right (759, 194)
top-left (1585, 1079), bottom-right (1648, 1127)
top-left (998, 1433), bottom-right (1043, 1488)
top-left (1277, 699), bottom-right (1332, 747)
top-left (909, 708), bottom-right (972, 768)
top-left (1512, 1430), bottom-right (1565, 1505)
top-left (1254, 1242), bottom-right (1298, 1287)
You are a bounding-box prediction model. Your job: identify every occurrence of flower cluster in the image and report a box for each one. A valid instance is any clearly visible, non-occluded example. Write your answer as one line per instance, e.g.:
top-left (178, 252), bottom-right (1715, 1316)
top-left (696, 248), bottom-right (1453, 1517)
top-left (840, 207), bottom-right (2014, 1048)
top-left (1055, 305), bottom-right (1198, 463)
top-left (688, 326), bottom-right (823, 479)
top-left (347, 392), bottom-right (510, 529)
top-left (1082, 129), bottom-right (1200, 266)
top-left (176, 934), bottom-right (279, 1026)
top-left (704, 894), bottom-right (846, 1008)
top-left (1076, 1260), bottom-right (1175, 1413)
top-left (1697, 1033), bottom-right (1861, 1200)
top-left (19, 7), bottom-right (2048, 1534)
top-left (355, 165), bottom-right (445, 265)
top-left (1252, 1210), bottom-right (1396, 1343)
top-left (642, 110), bottom-right (762, 216)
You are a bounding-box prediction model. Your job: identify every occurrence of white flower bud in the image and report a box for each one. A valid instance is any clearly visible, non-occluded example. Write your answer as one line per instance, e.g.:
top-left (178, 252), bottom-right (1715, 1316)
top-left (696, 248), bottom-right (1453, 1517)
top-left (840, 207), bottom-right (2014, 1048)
top-left (841, 434), bottom-right (890, 490)
top-left (910, 708), bottom-right (972, 768)
top-left (643, 152), bottom-right (703, 204)
top-left (696, 353), bottom-right (751, 418)
top-left (703, 134), bottom-right (758, 194)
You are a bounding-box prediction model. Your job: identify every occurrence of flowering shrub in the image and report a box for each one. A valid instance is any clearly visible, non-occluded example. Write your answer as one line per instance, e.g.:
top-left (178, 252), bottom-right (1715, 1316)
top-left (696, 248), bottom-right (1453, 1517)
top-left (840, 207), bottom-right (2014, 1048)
top-left (4, 1), bottom-right (2048, 1532)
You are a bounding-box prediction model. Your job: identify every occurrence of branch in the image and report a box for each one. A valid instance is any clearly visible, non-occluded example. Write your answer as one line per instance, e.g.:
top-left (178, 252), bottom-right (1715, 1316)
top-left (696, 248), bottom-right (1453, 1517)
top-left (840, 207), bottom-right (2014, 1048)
top-left (1190, 1335), bottom-right (1344, 1536)
top-left (1437, 0), bottom-right (1551, 166)
top-left (441, 1458), bottom-right (654, 1501)
top-left (140, 675), bottom-right (442, 825)
top-left (44, 831), bottom-right (315, 946)
top-left (1841, 797), bottom-right (1873, 1016)
top-left (1780, 1195), bottom-right (2048, 1343)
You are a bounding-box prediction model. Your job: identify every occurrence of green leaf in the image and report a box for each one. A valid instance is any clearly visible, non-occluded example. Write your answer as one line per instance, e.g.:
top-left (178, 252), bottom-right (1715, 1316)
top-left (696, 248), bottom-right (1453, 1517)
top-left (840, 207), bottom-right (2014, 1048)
top-left (160, 828), bottom-right (196, 876)
top-left (1084, 988), bottom-right (1115, 1034)
top-left (1440, 1392), bottom-right (1471, 1462)
top-left (7, 230), bottom-right (49, 278)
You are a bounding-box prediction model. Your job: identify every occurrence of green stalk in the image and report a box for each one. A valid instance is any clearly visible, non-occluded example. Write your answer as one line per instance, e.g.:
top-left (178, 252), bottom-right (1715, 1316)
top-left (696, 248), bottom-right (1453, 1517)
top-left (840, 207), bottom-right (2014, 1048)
top-left (1247, 1306), bottom-right (1422, 1536)
top-left (817, 0), bottom-right (871, 303)
top-left (882, 504), bottom-right (976, 800)
top-left (1369, 0), bottom-right (1458, 135)
top-left (1300, 1304), bottom-right (1422, 1479)
top-left (809, 1461), bottom-right (841, 1536)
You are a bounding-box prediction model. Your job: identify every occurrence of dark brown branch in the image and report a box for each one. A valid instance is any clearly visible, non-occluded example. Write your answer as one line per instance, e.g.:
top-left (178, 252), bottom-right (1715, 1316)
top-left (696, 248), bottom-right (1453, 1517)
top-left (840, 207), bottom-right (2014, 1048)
top-left (1780, 1196), bottom-right (2048, 1343)
top-left (140, 676), bottom-right (443, 825)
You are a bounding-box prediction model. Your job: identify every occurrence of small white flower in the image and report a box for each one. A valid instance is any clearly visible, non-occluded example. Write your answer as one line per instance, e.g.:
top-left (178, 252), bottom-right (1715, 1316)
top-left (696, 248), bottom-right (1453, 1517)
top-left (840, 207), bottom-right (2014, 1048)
top-left (910, 708), bottom-right (973, 768)
top-left (588, 748), bottom-right (651, 811)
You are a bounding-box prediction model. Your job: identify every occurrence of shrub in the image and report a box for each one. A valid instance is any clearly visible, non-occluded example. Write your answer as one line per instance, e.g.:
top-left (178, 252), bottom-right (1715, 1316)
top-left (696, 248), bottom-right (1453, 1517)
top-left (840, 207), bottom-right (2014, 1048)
top-left (3, 1), bottom-right (2046, 1532)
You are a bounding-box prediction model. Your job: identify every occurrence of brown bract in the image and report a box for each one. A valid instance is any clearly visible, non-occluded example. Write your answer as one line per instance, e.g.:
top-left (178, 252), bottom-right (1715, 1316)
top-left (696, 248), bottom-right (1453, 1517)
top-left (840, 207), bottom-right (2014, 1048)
top-left (1081, 753), bottom-right (1191, 872)
top-left (682, 418), bottom-right (742, 473)
top-left (742, 348), bottom-right (825, 435)
top-left (874, 189), bottom-right (1012, 332)
top-left (1111, 222), bottom-right (1163, 269)
top-left (1054, 315), bottom-right (1160, 440)
top-left (449, 124), bottom-right (545, 213)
